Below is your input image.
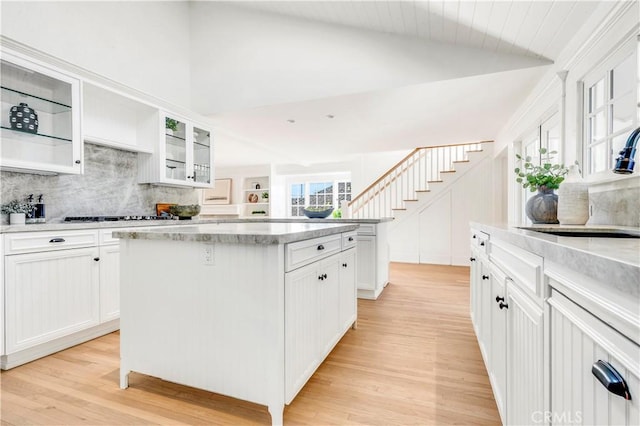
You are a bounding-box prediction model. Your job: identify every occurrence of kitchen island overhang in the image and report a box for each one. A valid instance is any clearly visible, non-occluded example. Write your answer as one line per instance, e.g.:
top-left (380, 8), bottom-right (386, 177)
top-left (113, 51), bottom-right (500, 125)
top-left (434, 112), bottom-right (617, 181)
top-left (114, 222), bottom-right (359, 426)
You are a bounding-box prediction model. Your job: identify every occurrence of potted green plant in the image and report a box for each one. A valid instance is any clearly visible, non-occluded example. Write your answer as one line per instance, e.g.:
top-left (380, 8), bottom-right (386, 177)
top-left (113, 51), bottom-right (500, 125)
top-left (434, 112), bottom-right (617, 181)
top-left (165, 118), bottom-right (179, 136)
top-left (1, 199), bottom-right (36, 225)
top-left (261, 192), bottom-right (269, 201)
top-left (514, 148), bottom-right (569, 224)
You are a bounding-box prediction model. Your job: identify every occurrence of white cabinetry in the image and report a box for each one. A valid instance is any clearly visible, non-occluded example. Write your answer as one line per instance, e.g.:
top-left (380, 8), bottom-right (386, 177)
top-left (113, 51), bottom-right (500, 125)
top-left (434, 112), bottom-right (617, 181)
top-left (242, 176), bottom-right (270, 217)
top-left (0, 48), bottom-right (82, 174)
top-left (138, 111), bottom-right (213, 188)
top-left (119, 227), bottom-right (358, 425)
top-left (470, 229), bottom-right (544, 424)
top-left (548, 289), bottom-right (639, 425)
top-left (285, 237), bottom-right (357, 403)
top-left (1, 228), bottom-right (121, 369)
top-left (355, 222), bottom-right (389, 300)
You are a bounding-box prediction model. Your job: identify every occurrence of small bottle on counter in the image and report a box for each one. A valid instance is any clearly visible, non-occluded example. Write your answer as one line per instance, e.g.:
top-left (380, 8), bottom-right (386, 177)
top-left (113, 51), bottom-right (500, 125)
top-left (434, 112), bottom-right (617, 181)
top-left (35, 194), bottom-right (46, 223)
top-left (26, 194), bottom-right (36, 224)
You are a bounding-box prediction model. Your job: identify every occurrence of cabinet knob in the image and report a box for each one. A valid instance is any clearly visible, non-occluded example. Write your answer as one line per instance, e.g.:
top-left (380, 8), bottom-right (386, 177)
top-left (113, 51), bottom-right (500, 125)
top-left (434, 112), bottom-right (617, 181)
top-left (482, 275), bottom-right (489, 280)
top-left (342, 263), bottom-right (348, 268)
top-left (499, 302), bottom-right (509, 310)
top-left (75, 160), bottom-right (81, 164)
top-left (592, 360), bottom-right (632, 400)
top-left (495, 296), bottom-right (505, 303)
top-left (49, 238), bottom-right (65, 243)
top-left (323, 273), bottom-right (327, 279)
top-left (187, 175), bottom-right (193, 180)
top-left (317, 244), bottom-right (325, 251)
top-left (473, 234), bottom-right (476, 239)
top-left (348, 237), bottom-right (354, 241)
top-left (318, 275), bottom-right (324, 281)
top-left (480, 241), bottom-right (485, 246)
top-left (470, 257), bottom-right (476, 262)
top-left (93, 257), bottom-right (100, 262)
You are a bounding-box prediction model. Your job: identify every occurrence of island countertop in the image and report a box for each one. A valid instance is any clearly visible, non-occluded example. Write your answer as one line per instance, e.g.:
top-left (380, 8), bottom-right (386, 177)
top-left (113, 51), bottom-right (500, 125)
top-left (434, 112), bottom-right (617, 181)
top-left (113, 222), bottom-right (359, 244)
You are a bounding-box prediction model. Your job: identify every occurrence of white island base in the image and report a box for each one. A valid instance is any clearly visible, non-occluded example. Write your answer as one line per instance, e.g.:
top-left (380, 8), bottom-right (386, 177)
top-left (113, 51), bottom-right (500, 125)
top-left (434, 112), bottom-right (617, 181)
top-left (116, 223), bottom-right (358, 425)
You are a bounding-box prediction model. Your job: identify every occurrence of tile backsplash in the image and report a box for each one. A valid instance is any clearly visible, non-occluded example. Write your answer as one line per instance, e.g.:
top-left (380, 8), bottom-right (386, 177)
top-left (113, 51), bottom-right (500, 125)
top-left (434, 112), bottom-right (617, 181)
top-left (587, 175), bottom-right (640, 227)
top-left (0, 143), bottom-right (198, 223)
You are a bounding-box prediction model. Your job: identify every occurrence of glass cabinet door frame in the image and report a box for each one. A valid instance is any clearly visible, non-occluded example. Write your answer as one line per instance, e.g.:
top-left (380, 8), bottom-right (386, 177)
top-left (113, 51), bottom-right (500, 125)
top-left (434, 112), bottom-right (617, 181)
top-left (0, 49), bottom-right (82, 174)
top-left (158, 111), bottom-right (213, 188)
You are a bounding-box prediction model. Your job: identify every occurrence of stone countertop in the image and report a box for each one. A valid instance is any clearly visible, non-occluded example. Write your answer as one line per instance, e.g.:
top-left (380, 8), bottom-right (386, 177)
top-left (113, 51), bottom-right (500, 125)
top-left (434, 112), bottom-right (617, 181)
top-left (0, 217), bottom-right (391, 234)
top-left (113, 222), bottom-right (360, 245)
top-left (471, 222), bottom-right (640, 294)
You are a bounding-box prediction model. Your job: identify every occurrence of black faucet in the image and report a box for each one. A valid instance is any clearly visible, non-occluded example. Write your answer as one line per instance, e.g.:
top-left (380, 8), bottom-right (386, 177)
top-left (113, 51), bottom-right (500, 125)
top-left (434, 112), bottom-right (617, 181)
top-left (614, 126), bottom-right (640, 174)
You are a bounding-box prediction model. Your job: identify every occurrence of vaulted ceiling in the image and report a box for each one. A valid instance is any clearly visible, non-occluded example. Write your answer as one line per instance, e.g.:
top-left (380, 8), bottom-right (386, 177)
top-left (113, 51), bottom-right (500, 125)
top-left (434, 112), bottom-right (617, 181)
top-left (198, 1), bottom-right (603, 166)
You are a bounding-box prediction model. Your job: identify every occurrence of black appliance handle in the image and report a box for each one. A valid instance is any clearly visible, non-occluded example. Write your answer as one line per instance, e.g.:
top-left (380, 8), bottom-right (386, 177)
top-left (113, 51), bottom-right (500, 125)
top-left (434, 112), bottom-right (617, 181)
top-left (592, 360), bottom-right (632, 400)
top-left (49, 238), bottom-right (65, 243)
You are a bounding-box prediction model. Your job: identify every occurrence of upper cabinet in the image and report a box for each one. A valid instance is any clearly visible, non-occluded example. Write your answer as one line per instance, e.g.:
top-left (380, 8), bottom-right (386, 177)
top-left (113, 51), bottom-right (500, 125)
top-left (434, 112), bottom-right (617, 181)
top-left (0, 50), bottom-right (82, 174)
top-left (137, 111), bottom-right (214, 188)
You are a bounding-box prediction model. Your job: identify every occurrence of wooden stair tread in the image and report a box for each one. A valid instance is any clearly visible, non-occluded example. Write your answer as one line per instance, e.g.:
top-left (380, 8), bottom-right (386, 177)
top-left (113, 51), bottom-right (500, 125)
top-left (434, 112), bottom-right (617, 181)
top-left (415, 190), bottom-right (431, 192)
top-left (452, 160), bottom-right (470, 163)
top-left (427, 180), bottom-right (443, 183)
top-left (440, 170), bottom-right (456, 173)
top-left (466, 149), bottom-right (484, 153)
top-left (403, 199), bottom-right (418, 202)
top-left (391, 208), bottom-right (407, 211)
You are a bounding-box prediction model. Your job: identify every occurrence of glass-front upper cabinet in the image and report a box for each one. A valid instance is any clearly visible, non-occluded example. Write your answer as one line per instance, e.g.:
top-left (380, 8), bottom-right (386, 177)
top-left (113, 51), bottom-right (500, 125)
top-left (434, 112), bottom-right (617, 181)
top-left (138, 111), bottom-right (213, 188)
top-left (0, 50), bottom-right (82, 174)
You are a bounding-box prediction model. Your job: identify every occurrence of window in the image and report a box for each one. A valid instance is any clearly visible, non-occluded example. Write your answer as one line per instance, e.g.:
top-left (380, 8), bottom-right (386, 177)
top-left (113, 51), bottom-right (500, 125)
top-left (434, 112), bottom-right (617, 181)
top-left (288, 179), bottom-right (352, 217)
top-left (583, 48), bottom-right (638, 176)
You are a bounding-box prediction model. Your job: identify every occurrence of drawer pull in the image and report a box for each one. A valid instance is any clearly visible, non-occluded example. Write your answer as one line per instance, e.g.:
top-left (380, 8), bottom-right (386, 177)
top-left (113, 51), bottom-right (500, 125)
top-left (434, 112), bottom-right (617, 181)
top-left (342, 263), bottom-right (348, 268)
top-left (317, 244), bottom-right (325, 251)
top-left (482, 275), bottom-right (489, 280)
top-left (348, 237), bottom-right (354, 242)
top-left (473, 234), bottom-right (476, 239)
top-left (495, 296), bottom-right (505, 303)
top-left (470, 257), bottom-right (476, 262)
top-left (592, 360), bottom-right (632, 400)
top-left (480, 241), bottom-right (485, 247)
top-left (93, 257), bottom-right (100, 262)
top-left (499, 302), bottom-right (509, 310)
top-left (49, 238), bottom-right (66, 243)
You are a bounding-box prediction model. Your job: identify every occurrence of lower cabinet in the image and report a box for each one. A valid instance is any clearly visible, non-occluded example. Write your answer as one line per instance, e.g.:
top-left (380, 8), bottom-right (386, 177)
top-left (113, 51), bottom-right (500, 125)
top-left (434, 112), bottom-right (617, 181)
top-left (489, 263), bottom-right (507, 420)
top-left (548, 289), bottom-right (639, 425)
top-left (2, 228), bottom-right (123, 369)
top-left (355, 222), bottom-right (389, 300)
top-left (4, 247), bottom-right (100, 354)
top-left (285, 247), bottom-right (356, 403)
top-left (99, 243), bottom-right (121, 322)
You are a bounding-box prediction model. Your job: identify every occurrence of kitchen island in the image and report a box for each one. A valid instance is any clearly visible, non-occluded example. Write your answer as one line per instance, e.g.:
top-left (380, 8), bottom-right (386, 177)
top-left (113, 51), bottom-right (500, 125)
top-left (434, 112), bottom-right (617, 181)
top-left (114, 222), bottom-right (359, 426)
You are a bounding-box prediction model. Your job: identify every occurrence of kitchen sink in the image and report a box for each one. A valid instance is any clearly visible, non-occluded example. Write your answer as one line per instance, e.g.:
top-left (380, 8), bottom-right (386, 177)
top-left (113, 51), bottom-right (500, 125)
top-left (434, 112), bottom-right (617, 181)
top-left (519, 227), bottom-right (640, 238)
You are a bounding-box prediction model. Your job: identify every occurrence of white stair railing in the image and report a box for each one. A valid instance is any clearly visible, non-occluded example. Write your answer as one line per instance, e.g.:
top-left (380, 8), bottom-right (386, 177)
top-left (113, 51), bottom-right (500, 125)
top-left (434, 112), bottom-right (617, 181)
top-left (349, 141), bottom-right (490, 219)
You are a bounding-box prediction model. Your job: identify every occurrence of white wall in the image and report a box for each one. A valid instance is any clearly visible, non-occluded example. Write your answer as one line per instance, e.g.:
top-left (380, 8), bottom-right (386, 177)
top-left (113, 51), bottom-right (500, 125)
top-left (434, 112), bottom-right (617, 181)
top-left (388, 155), bottom-right (494, 265)
top-left (189, 2), bottom-right (549, 115)
top-left (1, 1), bottom-right (192, 108)
top-left (494, 1), bottom-right (639, 225)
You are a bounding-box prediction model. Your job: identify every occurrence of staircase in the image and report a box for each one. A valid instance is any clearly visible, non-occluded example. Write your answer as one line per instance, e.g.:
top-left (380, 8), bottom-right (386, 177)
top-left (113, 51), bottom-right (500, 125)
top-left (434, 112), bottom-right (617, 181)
top-left (349, 140), bottom-right (493, 219)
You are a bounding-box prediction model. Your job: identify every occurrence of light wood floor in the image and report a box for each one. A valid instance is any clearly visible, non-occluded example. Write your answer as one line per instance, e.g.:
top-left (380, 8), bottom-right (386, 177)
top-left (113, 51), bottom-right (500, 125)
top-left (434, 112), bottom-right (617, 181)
top-left (0, 263), bottom-right (500, 425)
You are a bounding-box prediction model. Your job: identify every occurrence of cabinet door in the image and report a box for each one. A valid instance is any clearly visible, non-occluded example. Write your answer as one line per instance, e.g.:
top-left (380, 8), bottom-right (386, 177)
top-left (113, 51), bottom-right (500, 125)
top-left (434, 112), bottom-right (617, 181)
top-left (318, 255), bottom-right (342, 358)
top-left (1, 52), bottom-right (82, 174)
top-left (356, 235), bottom-right (375, 291)
top-left (489, 265), bottom-right (508, 421)
top-left (4, 248), bottom-right (100, 353)
top-left (339, 248), bottom-right (357, 333)
top-left (477, 258), bottom-right (492, 360)
top-left (285, 262), bottom-right (321, 404)
top-left (163, 113), bottom-right (189, 183)
top-left (99, 244), bottom-right (120, 322)
top-left (507, 282), bottom-right (544, 426)
top-left (192, 123), bottom-right (212, 186)
top-left (549, 290), bottom-right (640, 426)
top-left (469, 247), bottom-right (480, 331)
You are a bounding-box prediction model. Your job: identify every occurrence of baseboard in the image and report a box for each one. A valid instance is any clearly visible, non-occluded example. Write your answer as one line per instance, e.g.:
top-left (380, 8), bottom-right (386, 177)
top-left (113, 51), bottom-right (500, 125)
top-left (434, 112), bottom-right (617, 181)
top-left (357, 285), bottom-right (385, 300)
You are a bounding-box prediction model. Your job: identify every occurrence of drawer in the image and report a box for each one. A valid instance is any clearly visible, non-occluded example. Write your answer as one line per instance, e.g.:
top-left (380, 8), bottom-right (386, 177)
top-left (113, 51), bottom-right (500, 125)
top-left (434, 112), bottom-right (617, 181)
top-left (99, 227), bottom-right (154, 245)
top-left (470, 230), bottom-right (489, 254)
top-left (490, 239), bottom-right (543, 300)
top-left (4, 230), bottom-right (99, 255)
top-left (342, 231), bottom-right (357, 250)
top-left (357, 224), bottom-right (376, 236)
top-left (286, 234), bottom-right (342, 272)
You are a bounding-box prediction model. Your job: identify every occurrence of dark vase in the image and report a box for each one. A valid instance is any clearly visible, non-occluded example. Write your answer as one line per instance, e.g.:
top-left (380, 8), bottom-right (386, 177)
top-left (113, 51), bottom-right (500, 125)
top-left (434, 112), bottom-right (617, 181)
top-left (9, 103), bottom-right (39, 134)
top-left (525, 187), bottom-right (559, 224)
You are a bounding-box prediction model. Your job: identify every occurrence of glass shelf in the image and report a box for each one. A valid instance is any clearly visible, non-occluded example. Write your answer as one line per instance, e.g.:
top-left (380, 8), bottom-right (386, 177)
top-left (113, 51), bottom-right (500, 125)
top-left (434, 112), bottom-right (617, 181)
top-left (1, 86), bottom-right (71, 114)
top-left (1, 126), bottom-right (72, 144)
top-left (166, 158), bottom-right (186, 165)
